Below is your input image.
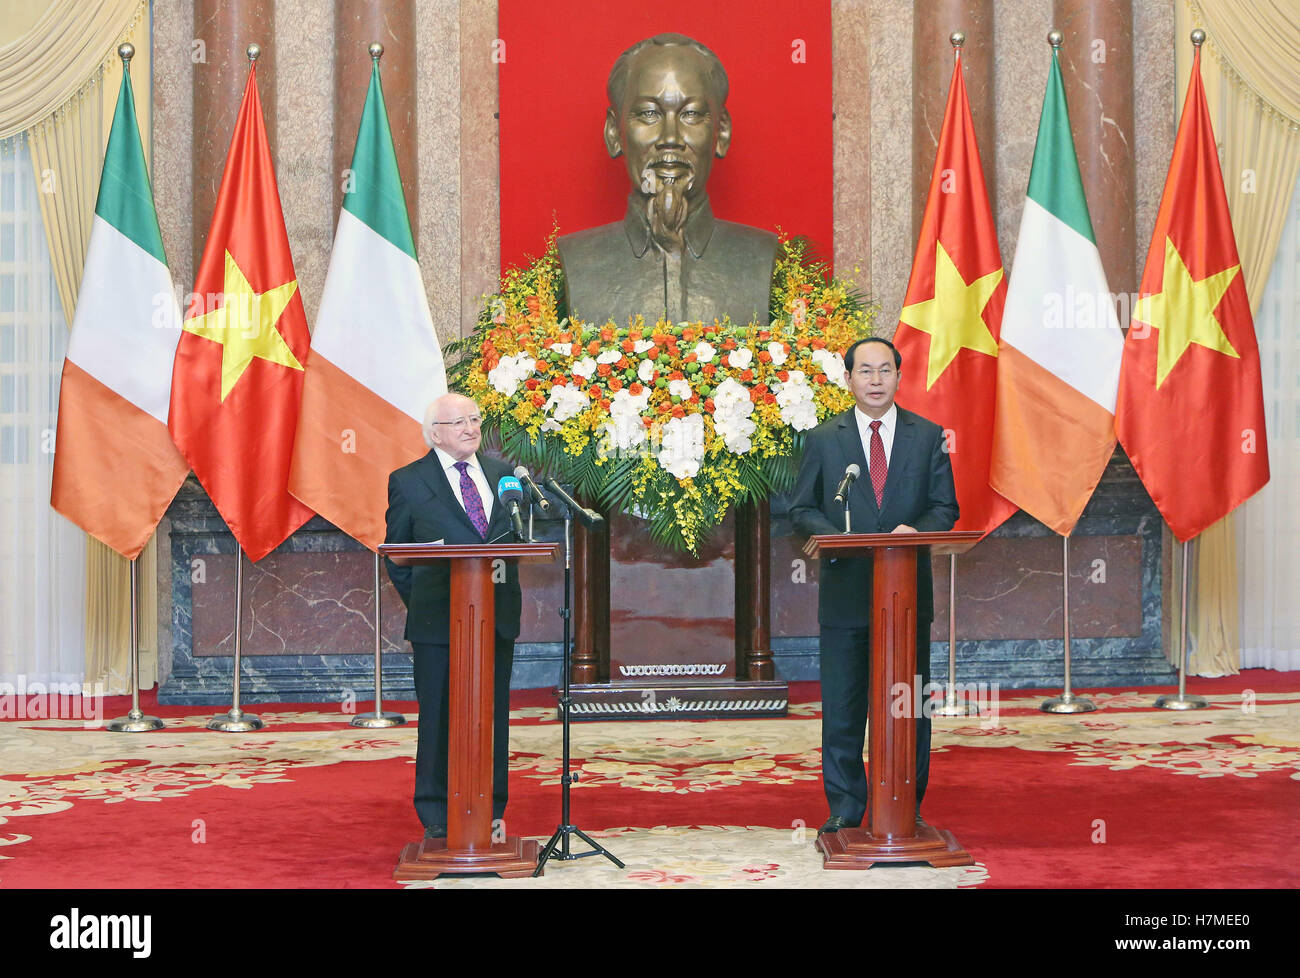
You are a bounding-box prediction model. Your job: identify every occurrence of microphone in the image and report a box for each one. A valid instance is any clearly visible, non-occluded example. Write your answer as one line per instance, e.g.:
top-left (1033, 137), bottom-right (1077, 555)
top-left (496, 476), bottom-right (527, 541)
top-left (513, 465), bottom-right (552, 514)
top-left (543, 478), bottom-right (605, 531)
top-left (833, 463), bottom-right (861, 506)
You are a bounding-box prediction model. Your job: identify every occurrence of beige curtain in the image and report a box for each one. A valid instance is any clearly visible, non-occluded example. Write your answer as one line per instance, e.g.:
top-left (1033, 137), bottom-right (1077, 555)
top-left (3, 1), bottom-right (156, 693)
top-left (0, 0), bottom-right (144, 139)
top-left (1175, 0), bottom-right (1300, 675)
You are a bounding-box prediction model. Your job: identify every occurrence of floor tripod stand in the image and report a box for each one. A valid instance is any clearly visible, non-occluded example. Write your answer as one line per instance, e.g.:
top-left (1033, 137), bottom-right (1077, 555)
top-left (534, 487), bottom-right (623, 876)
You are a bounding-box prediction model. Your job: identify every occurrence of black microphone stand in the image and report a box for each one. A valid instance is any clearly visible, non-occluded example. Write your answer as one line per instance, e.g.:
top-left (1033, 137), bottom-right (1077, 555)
top-left (533, 491), bottom-right (623, 875)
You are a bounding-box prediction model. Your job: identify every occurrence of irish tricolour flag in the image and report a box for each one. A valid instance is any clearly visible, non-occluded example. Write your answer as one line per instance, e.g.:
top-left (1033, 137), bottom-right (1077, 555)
top-left (51, 60), bottom-right (188, 559)
top-left (288, 58), bottom-right (446, 549)
top-left (990, 45), bottom-right (1124, 536)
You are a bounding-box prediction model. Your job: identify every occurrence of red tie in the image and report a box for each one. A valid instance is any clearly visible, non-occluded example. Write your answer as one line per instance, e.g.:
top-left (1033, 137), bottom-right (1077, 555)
top-left (869, 419), bottom-right (887, 507)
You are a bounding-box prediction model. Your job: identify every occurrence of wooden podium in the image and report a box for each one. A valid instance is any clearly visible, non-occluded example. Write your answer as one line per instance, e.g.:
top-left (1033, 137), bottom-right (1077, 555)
top-left (380, 541), bottom-right (558, 880)
top-left (807, 531), bottom-right (982, 870)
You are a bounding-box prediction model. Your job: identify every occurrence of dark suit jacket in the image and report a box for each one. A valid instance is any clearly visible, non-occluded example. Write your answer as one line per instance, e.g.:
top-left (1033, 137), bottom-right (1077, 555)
top-left (788, 406), bottom-right (959, 626)
top-left (383, 451), bottom-right (522, 644)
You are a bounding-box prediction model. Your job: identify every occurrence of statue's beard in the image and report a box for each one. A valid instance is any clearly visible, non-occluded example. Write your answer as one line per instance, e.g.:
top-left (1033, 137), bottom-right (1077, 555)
top-left (640, 166), bottom-right (694, 254)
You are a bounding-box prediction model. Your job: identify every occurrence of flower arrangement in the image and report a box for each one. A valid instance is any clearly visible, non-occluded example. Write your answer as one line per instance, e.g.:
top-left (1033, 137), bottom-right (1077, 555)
top-left (445, 234), bottom-right (877, 554)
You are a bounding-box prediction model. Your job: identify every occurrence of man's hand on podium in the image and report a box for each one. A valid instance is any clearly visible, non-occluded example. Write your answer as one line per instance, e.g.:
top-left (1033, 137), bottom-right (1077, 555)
top-left (891, 524), bottom-right (918, 533)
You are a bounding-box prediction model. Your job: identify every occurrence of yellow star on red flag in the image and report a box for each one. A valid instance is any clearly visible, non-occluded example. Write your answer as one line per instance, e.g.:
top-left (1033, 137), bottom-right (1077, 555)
top-left (1132, 236), bottom-right (1240, 389)
top-left (899, 240), bottom-right (1002, 389)
top-left (183, 251), bottom-right (303, 401)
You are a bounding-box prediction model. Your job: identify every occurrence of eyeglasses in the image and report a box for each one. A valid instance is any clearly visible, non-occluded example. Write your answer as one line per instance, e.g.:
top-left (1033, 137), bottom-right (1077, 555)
top-left (853, 367), bottom-right (896, 380)
top-left (430, 416), bottom-right (483, 430)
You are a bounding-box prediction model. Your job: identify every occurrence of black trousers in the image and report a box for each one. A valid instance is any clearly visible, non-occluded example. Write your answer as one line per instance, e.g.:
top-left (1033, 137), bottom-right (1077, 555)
top-left (819, 621), bottom-right (933, 824)
top-left (410, 636), bottom-right (514, 829)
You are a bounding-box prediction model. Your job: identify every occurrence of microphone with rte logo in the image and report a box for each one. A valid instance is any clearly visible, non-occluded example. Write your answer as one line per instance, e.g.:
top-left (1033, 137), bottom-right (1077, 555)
top-left (496, 476), bottom-right (528, 541)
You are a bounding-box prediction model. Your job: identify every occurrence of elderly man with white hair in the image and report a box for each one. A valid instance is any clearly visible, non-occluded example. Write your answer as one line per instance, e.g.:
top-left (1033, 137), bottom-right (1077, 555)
top-left (384, 392), bottom-right (523, 841)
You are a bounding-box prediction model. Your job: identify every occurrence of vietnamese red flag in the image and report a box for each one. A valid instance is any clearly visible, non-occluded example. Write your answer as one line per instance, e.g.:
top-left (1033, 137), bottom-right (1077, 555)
top-left (894, 48), bottom-right (1017, 536)
top-left (168, 63), bottom-right (314, 561)
top-left (1115, 44), bottom-right (1269, 542)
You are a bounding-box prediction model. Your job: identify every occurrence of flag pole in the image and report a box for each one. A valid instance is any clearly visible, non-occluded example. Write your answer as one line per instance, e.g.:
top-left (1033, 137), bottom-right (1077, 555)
top-left (1155, 537), bottom-right (1208, 710)
top-left (208, 542), bottom-right (263, 731)
top-left (934, 554), bottom-right (978, 716)
top-left (352, 550), bottom-right (405, 727)
top-left (1042, 534), bottom-right (1095, 713)
top-left (93, 44), bottom-right (163, 734)
top-left (106, 553), bottom-right (165, 731)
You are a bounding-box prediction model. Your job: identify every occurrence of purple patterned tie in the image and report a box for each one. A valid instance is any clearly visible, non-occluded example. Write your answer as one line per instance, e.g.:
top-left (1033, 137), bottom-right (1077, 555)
top-left (454, 461), bottom-right (489, 540)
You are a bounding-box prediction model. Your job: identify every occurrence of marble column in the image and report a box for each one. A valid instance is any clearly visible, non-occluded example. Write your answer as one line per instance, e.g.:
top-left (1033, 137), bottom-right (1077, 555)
top-left (333, 0), bottom-right (419, 230)
top-left (191, 0), bottom-right (276, 264)
top-left (911, 0), bottom-right (996, 243)
top-left (459, 0), bottom-right (499, 337)
top-left (832, 0), bottom-right (871, 278)
top-left (1053, 0), bottom-right (1137, 298)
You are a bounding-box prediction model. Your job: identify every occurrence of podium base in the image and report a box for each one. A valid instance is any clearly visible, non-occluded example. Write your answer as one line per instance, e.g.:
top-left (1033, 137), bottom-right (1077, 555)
top-left (817, 823), bottom-right (974, 870)
top-left (393, 836), bottom-right (541, 880)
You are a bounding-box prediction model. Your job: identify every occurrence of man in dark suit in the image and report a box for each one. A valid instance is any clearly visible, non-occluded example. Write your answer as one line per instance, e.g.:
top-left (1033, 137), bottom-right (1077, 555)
top-left (384, 392), bottom-right (522, 840)
top-left (788, 337), bottom-right (959, 837)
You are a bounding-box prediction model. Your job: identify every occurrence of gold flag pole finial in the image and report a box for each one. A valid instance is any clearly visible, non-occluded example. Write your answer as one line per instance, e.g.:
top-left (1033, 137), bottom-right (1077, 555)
top-left (1048, 29), bottom-right (1063, 49)
top-left (1190, 28), bottom-right (1206, 48)
top-left (247, 42), bottom-right (261, 63)
top-left (369, 42), bottom-right (384, 61)
top-left (950, 30), bottom-right (964, 63)
top-left (118, 42), bottom-right (135, 65)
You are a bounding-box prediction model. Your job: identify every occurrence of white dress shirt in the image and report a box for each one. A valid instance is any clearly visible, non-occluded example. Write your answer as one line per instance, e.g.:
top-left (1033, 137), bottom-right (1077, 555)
top-left (433, 447), bottom-right (494, 521)
top-left (855, 403), bottom-right (897, 478)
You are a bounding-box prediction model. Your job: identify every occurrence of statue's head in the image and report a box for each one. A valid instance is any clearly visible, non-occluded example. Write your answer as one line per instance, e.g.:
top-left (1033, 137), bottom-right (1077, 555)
top-left (604, 34), bottom-right (731, 250)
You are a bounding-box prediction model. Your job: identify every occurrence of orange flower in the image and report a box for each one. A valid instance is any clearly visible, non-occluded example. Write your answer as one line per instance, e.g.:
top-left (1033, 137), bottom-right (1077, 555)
top-left (764, 392), bottom-right (777, 405)
top-left (587, 340), bottom-right (601, 356)
top-left (704, 398), bottom-right (716, 413)
top-left (799, 283), bottom-right (814, 293)
top-left (600, 327), bottom-right (614, 342)
top-left (588, 386), bottom-right (603, 399)
top-left (645, 345), bottom-right (660, 360)
top-left (532, 394), bottom-right (546, 408)
top-left (702, 363), bottom-right (716, 378)
top-left (671, 405), bottom-right (686, 418)
top-left (524, 378), bottom-right (539, 390)
top-left (598, 363), bottom-right (612, 377)
top-left (814, 372), bottom-right (827, 384)
top-left (600, 398), bottom-right (611, 411)
top-left (777, 370), bottom-right (790, 382)
top-left (657, 402), bottom-right (671, 414)
top-left (629, 382), bottom-right (644, 396)
top-left (811, 338), bottom-right (827, 350)
top-left (617, 356), bottom-right (631, 370)
top-left (740, 369), bottom-right (754, 382)
top-left (668, 370), bottom-right (685, 381)
top-left (621, 339), bottom-right (636, 354)
top-left (609, 377), bottom-right (623, 392)
top-left (682, 327), bottom-right (696, 341)
top-left (757, 350), bottom-right (772, 364)
top-left (558, 331), bottom-right (572, 342)
top-left (534, 360), bottom-right (547, 373)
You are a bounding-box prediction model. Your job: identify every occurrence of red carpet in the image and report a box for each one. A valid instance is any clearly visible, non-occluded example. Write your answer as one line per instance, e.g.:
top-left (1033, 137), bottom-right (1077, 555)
top-left (1, 672), bottom-right (1296, 888)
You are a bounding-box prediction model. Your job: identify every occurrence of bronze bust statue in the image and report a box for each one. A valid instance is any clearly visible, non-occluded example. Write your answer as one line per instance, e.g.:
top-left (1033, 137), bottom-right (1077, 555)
top-left (558, 33), bottom-right (777, 328)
